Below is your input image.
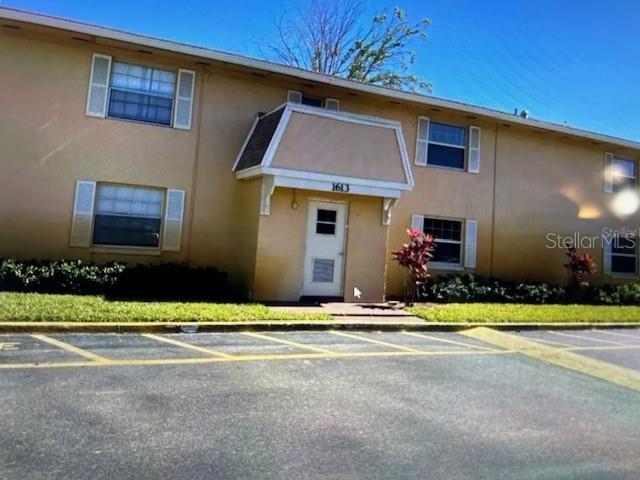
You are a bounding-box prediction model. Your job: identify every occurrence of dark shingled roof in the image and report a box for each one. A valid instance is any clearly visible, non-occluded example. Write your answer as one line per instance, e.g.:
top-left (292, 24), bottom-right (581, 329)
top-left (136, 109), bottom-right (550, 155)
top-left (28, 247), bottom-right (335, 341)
top-left (235, 107), bottom-right (285, 171)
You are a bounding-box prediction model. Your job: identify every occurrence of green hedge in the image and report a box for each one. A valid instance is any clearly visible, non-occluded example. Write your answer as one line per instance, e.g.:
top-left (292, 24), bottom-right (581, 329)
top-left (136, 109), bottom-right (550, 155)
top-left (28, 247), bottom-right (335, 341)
top-left (0, 259), bottom-right (234, 301)
top-left (421, 274), bottom-right (640, 305)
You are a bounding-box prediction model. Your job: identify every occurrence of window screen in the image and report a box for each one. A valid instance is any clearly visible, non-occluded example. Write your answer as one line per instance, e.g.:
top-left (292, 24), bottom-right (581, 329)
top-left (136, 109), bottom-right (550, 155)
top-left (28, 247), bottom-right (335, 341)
top-left (423, 217), bottom-right (463, 264)
top-left (108, 61), bottom-right (176, 125)
top-left (93, 184), bottom-right (164, 248)
top-left (427, 122), bottom-right (466, 169)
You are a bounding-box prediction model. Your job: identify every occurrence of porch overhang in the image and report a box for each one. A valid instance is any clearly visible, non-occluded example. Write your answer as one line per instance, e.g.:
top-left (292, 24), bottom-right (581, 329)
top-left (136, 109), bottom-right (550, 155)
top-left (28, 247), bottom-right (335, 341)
top-left (233, 104), bottom-right (413, 222)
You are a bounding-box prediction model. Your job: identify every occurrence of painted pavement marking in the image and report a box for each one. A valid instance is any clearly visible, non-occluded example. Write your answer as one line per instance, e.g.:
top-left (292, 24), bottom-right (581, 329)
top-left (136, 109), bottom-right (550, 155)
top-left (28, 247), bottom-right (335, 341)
top-left (0, 348), bottom-right (511, 370)
top-left (401, 331), bottom-right (497, 351)
top-left (461, 327), bottom-right (640, 393)
top-left (141, 333), bottom-right (236, 359)
top-left (328, 330), bottom-right (427, 353)
top-left (0, 342), bottom-right (20, 351)
top-left (31, 334), bottom-right (109, 363)
top-left (241, 331), bottom-right (337, 355)
top-left (548, 331), bottom-right (626, 346)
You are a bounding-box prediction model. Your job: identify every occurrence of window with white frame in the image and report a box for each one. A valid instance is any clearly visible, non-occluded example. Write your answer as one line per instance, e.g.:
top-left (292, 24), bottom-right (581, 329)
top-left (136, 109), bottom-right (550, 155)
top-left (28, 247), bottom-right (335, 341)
top-left (425, 122), bottom-right (467, 169)
top-left (608, 235), bottom-right (638, 275)
top-left (423, 217), bottom-right (463, 264)
top-left (287, 90), bottom-right (339, 110)
top-left (107, 61), bottom-right (177, 126)
top-left (93, 184), bottom-right (165, 248)
top-left (610, 157), bottom-right (637, 193)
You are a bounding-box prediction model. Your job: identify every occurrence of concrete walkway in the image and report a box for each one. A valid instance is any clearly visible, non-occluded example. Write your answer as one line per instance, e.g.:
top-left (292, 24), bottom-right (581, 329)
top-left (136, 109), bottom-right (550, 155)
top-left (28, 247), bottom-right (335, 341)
top-left (269, 302), bottom-right (423, 323)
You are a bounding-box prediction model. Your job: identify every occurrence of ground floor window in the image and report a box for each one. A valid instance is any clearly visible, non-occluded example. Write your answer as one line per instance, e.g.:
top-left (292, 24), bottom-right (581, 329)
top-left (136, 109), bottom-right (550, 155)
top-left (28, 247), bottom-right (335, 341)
top-left (93, 184), bottom-right (164, 248)
top-left (422, 217), bottom-right (463, 265)
top-left (608, 235), bottom-right (638, 275)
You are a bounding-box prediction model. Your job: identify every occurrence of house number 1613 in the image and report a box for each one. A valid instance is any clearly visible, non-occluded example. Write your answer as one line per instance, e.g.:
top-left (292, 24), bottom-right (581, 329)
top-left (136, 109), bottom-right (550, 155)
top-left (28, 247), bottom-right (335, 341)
top-left (332, 182), bottom-right (350, 193)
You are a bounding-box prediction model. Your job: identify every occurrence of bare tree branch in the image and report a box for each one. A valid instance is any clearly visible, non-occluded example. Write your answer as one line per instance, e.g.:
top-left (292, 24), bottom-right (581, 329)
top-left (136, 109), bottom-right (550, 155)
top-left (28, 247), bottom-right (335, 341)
top-left (260, 1), bottom-right (431, 93)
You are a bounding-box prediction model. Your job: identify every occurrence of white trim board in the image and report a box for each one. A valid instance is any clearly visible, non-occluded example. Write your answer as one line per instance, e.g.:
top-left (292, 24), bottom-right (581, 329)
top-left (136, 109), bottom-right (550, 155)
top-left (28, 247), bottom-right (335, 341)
top-left (2, 7), bottom-right (636, 150)
top-left (235, 104), bottom-right (414, 190)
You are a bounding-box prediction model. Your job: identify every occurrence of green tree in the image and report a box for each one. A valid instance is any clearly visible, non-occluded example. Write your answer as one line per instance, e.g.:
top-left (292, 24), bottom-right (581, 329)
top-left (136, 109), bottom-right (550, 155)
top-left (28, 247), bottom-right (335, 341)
top-left (264, 0), bottom-right (431, 92)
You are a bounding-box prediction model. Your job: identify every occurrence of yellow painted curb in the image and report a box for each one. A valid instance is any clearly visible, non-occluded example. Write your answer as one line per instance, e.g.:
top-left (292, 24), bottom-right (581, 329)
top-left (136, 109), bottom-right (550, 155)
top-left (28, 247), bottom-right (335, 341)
top-left (461, 327), bottom-right (640, 393)
top-left (0, 321), bottom-right (639, 334)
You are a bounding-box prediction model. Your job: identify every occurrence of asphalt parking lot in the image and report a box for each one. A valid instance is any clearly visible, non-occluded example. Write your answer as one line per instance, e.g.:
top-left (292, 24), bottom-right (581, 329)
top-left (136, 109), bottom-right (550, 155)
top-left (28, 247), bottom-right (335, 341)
top-left (1, 329), bottom-right (640, 479)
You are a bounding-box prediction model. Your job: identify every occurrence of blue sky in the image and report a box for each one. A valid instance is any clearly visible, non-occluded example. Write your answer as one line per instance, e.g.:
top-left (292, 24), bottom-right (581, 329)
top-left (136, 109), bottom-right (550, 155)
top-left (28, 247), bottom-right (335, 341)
top-left (4, 0), bottom-right (639, 141)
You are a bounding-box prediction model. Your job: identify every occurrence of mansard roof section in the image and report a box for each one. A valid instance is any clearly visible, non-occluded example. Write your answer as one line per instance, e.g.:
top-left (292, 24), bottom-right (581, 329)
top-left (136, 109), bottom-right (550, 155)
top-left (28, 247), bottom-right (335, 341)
top-left (233, 104), bottom-right (413, 197)
top-left (235, 107), bottom-right (285, 172)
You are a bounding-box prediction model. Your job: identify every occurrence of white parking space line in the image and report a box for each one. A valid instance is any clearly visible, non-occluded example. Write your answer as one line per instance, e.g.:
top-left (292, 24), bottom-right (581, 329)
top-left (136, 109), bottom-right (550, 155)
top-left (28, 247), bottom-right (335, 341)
top-left (31, 334), bottom-right (109, 363)
top-left (517, 334), bottom-right (573, 348)
top-left (548, 331), bottom-right (626, 346)
top-left (329, 331), bottom-right (426, 353)
top-left (599, 330), bottom-right (640, 342)
top-left (242, 332), bottom-right (337, 355)
top-left (142, 334), bottom-right (236, 359)
top-left (401, 331), bottom-right (498, 351)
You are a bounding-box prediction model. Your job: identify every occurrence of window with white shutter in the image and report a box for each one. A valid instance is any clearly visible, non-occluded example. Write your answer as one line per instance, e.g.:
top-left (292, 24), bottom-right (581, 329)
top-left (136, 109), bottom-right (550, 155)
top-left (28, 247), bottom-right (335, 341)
top-left (468, 126), bottom-right (481, 174)
top-left (464, 220), bottom-right (477, 268)
top-left (173, 69), bottom-right (196, 130)
top-left (162, 189), bottom-right (186, 251)
top-left (87, 54), bottom-right (195, 129)
top-left (325, 98), bottom-right (340, 111)
top-left (287, 90), bottom-right (303, 104)
top-left (86, 54), bottom-right (112, 117)
top-left (412, 215), bottom-right (476, 269)
top-left (93, 184), bottom-right (164, 248)
top-left (415, 117), bottom-right (429, 166)
top-left (70, 181), bottom-right (97, 247)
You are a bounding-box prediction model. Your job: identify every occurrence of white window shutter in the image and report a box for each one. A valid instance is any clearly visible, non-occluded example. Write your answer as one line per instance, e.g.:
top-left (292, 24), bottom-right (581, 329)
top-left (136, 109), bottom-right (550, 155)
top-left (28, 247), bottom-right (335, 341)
top-left (604, 152), bottom-right (614, 193)
top-left (464, 219), bottom-right (478, 268)
top-left (325, 98), bottom-right (340, 111)
top-left (287, 90), bottom-right (302, 104)
top-left (468, 126), bottom-right (481, 174)
top-left (70, 180), bottom-right (96, 247)
top-left (410, 214), bottom-right (424, 233)
top-left (86, 54), bottom-right (112, 118)
top-left (173, 69), bottom-right (196, 130)
top-left (415, 116), bottom-right (430, 166)
top-left (603, 242), bottom-right (612, 274)
top-left (162, 189), bottom-right (186, 251)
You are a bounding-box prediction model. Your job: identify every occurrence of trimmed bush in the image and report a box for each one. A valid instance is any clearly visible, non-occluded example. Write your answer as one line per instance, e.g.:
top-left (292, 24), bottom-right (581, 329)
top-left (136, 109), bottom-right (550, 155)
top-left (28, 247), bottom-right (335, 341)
top-left (0, 259), bottom-right (234, 301)
top-left (421, 273), bottom-right (640, 305)
top-left (591, 283), bottom-right (640, 306)
top-left (421, 274), bottom-right (566, 305)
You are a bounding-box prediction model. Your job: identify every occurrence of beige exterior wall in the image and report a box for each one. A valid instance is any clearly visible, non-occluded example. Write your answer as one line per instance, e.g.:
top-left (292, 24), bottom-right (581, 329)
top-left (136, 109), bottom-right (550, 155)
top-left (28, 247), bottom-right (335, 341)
top-left (2, 23), bottom-right (640, 302)
top-left (252, 188), bottom-right (387, 302)
top-left (272, 111), bottom-right (408, 183)
top-left (491, 127), bottom-right (640, 285)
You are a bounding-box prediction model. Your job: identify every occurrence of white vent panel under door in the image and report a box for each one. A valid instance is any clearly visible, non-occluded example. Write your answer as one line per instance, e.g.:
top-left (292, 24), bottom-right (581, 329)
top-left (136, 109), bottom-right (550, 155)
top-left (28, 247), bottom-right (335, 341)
top-left (312, 258), bottom-right (335, 283)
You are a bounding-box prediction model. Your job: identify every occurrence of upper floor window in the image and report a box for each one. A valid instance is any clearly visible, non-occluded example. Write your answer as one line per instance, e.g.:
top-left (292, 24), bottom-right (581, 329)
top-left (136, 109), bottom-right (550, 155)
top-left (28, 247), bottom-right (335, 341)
top-left (288, 90), bottom-right (340, 111)
top-left (86, 53), bottom-right (195, 130)
top-left (610, 157), bottom-right (637, 193)
top-left (108, 62), bottom-right (176, 126)
top-left (426, 122), bottom-right (466, 169)
top-left (415, 117), bottom-right (480, 172)
top-left (93, 184), bottom-right (165, 248)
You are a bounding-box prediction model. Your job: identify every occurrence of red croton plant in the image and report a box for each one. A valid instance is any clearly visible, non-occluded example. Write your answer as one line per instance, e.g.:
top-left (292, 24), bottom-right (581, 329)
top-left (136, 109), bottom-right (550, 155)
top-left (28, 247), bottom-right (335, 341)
top-left (564, 247), bottom-right (596, 288)
top-left (391, 228), bottom-right (435, 305)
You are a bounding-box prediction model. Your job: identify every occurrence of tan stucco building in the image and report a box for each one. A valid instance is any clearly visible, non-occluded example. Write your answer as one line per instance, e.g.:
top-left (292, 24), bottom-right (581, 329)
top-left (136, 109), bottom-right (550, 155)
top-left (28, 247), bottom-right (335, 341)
top-left (2, 8), bottom-right (640, 302)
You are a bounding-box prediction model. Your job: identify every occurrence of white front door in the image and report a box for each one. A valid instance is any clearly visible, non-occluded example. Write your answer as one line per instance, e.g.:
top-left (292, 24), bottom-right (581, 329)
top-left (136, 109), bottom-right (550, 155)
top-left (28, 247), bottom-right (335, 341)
top-left (302, 201), bottom-right (347, 297)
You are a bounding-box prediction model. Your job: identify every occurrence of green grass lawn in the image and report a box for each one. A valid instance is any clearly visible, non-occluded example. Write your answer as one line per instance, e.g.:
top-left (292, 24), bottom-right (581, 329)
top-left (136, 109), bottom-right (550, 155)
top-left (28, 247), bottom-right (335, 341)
top-left (408, 303), bottom-right (640, 323)
top-left (0, 292), bottom-right (332, 322)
